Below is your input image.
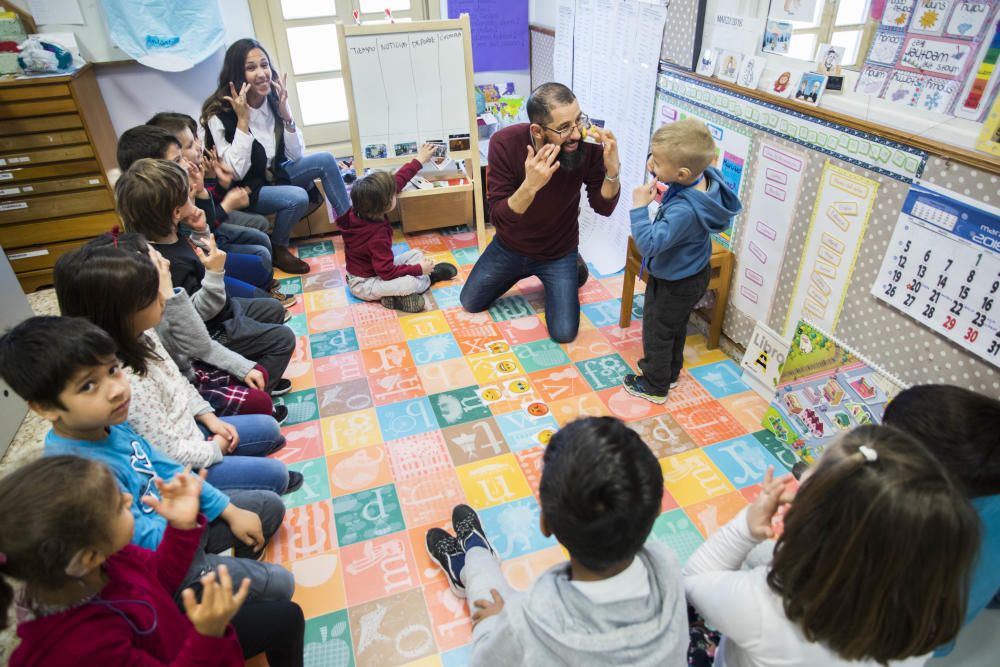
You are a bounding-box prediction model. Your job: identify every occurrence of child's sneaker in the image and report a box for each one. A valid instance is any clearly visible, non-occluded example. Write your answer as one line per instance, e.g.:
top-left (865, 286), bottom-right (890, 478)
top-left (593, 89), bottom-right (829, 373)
top-left (381, 294), bottom-right (425, 313)
top-left (623, 374), bottom-right (667, 404)
top-left (270, 378), bottom-right (293, 397)
top-left (426, 528), bottom-right (467, 598)
top-left (429, 262), bottom-right (458, 284)
top-left (452, 504), bottom-right (499, 561)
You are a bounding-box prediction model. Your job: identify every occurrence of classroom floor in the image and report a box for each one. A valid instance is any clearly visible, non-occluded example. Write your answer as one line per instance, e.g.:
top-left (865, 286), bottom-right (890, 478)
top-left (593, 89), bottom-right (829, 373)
top-left (264, 225), bottom-right (791, 667)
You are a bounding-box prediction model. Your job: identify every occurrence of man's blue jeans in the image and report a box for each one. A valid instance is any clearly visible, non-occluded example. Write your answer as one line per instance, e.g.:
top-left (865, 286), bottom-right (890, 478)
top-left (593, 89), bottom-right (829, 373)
top-left (248, 152), bottom-right (350, 246)
top-left (460, 237), bottom-right (581, 343)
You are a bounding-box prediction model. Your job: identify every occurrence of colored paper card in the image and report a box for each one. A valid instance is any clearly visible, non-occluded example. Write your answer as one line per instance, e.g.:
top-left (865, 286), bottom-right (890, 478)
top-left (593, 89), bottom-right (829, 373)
top-left (953, 17), bottom-right (1000, 120)
top-left (977, 88), bottom-right (1000, 155)
top-left (739, 323), bottom-right (790, 399)
top-left (897, 35), bottom-right (975, 77)
top-left (881, 0), bottom-right (917, 28)
top-left (783, 161), bottom-right (879, 337)
top-left (731, 141), bottom-right (807, 322)
top-left (855, 64), bottom-right (892, 95)
top-left (448, 0), bottom-right (528, 71)
top-left (867, 28), bottom-right (907, 65)
top-left (945, 1), bottom-right (996, 39)
top-left (910, 0), bottom-right (953, 34)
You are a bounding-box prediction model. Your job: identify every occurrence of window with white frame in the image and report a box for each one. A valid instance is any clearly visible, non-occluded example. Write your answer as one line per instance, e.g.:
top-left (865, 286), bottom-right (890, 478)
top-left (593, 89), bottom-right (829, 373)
top-left (248, 0), bottom-right (433, 150)
top-left (786, 0), bottom-right (877, 69)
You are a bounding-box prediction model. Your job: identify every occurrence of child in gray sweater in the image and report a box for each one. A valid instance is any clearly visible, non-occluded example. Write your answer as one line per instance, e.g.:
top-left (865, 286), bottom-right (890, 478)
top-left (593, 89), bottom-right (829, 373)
top-left (427, 416), bottom-right (688, 666)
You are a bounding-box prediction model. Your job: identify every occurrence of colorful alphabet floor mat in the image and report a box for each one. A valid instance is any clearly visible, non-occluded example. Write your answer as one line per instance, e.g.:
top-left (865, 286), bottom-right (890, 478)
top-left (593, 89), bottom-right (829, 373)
top-left (267, 226), bottom-right (790, 667)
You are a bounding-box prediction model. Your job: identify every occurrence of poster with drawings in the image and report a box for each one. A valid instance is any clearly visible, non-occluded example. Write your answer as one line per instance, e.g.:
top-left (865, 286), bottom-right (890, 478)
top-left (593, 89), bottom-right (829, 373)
top-left (856, 1), bottom-right (999, 115)
top-left (872, 183), bottom-right (1000, 368)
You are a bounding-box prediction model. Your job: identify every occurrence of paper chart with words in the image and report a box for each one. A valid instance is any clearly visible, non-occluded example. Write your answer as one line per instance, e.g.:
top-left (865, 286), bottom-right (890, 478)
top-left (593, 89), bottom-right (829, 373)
top-left (872, 183), bottom-right (1000, 367)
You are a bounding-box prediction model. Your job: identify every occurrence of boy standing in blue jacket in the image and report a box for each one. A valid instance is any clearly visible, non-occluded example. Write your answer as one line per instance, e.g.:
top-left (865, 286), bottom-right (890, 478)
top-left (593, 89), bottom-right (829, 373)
top-left (0, 316), bottom-right (293, 604)
top-left (625, 119), bottom-right (742, 403)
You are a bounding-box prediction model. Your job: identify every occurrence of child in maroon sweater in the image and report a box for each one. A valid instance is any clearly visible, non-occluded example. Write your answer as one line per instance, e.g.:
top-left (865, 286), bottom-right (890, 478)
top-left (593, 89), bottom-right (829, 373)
top-left (338, 142), bottom-right (457, 313)
top-left (3, 457), bottom-right (247, 666)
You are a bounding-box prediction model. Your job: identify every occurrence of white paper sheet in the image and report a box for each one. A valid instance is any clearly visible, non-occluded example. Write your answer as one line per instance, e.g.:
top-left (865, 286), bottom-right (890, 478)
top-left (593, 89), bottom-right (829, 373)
top-left (27, 0), bottom-right (84, 25)
top-left (553, 0), bottom-right (575, 86)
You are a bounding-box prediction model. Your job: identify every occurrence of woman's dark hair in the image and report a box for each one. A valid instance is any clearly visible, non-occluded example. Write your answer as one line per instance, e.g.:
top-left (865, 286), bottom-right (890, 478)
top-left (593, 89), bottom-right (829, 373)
top-left (350, 171), bottom-right (396, 220)
top-left (884, 384), bottom-right (1000, 497)
top-left (0, 456), bottom-right (120, 631)
top-left (539, 416), bottom-right (663, 572)
top-left (201, 38), bottom-right (280, 130)
top-left (767, 425), bottom-right (980, 663)
top-left (54, 232), bottom-right (161, 375)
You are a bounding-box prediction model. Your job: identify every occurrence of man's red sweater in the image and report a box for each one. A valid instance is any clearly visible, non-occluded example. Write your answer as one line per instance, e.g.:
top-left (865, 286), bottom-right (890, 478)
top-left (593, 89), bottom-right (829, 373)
top-left (487, 123), bottom-right (620, 260)
top-left (338, 159), bottom-right (424, 280)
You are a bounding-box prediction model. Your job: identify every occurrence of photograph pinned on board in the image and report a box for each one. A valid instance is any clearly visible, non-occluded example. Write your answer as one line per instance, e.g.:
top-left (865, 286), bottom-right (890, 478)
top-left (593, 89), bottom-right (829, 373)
top-left (768, 0), bottom-right (819, 23)
top-left (696, 48), bottom-right (718, 76)
top-left (793, 71), bottom-right (828, 106)
top-left (738, 55), bottom-right (768, 90)
top-left (426, 140), bottom-right (447, 158)
top-left (771, 70), bottom-right (795, 97)
top-left (762, 19), bottom-right (793, 55)
top-left (448, 133), bottom-right (471, 152)
top-left (364, 143), bottom-right (388, 159)
top-left (393, 141), bottom-right (418, 157)
top-left (716, 50), bottom-right (744, 83)
top-left (815, 43), bottom-right (845, 91)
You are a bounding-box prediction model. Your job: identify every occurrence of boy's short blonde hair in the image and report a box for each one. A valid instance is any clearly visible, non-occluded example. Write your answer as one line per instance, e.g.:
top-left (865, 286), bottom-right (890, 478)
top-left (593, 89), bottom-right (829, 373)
top-left (650, 118), bottom-right (716, 176)
top-left (114, 158), bottom-right (189, 240)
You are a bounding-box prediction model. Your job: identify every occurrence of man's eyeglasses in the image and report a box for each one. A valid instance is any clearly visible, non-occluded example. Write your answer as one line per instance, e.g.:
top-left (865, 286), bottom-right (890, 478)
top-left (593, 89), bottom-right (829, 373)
top-left (540, 113), bottom-right (591, 139)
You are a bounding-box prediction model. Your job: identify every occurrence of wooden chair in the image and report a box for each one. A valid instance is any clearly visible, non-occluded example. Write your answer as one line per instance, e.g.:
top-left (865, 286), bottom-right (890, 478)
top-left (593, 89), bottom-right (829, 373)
top-left (618, 237), bottom-right (734, 349)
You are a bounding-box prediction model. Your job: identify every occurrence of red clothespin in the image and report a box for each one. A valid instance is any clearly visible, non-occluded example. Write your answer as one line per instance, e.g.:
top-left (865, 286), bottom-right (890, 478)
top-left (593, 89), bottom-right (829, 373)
top-left (384, 8), bottom-right (395, 23)
top-left (110, 225), bottom-right (120, 247)
top-left (353, 9), bottom-right (361, 25)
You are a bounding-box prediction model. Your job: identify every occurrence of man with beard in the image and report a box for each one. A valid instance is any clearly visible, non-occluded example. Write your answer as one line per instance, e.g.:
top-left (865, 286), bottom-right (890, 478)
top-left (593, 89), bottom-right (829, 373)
top-left (460, 83), bottom-right (621, 343)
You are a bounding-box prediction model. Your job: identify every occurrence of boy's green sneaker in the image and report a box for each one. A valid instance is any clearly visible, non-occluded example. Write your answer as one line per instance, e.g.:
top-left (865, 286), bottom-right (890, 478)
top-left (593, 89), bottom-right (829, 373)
top-left (623, 373), bottom-right (667, 404)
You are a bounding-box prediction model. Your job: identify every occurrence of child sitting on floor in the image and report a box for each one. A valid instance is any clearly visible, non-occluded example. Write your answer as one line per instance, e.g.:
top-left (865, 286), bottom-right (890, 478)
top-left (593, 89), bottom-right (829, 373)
top-left (0, 316), bottom-right (294, 609)
top-left (338, 142), bottom-right (457, 313)
top-left (115, 158), bottom-right (295, 395)
top-left (884, 384), bottom-right (1000, 657)
top-left (624, 118), bottom-right (742, 404)
top-left (1, 457), bottom-right (248, 666)
top-left (426, 416), bottom-right (688, 666)
top-left (683, 425), bottom-right (979, 666)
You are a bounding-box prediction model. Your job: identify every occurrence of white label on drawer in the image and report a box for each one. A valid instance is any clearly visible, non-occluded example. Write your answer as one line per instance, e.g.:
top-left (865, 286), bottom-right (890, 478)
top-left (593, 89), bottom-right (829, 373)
top-left (88, 179), bottom-right (100, 185)
top-left (0, 187), bottom-right (19, 196)
top-left (7, 249), bottom-right (49, 261)
top-left (9, 157), bottom-right (29, 164)
top-left (0, 172), bottom-right (11, 180)
top-left (0, 202), bottom-right (28, 211)
top-left (0, 159), bottom-right (6, 166)
top-left (21, 186), bottom-right (33, 193)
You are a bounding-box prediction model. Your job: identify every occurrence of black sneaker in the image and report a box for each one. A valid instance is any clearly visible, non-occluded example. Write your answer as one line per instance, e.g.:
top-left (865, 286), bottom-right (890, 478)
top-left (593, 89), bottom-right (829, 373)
top-left (273, 404), bottom-right (289, 424)
top-left (622, 374), bottom-right (667, 405)
top-left (452, 504), bottom-right (499, 561)
top-left (576, 254), bottom-right (589, 288)
top-left (283, 471), bottom-right (304, 495)
top-left (381, 294), bottom-right (425, 313)
top-left (270, 378), bottom-right (293, 397)
top-left (429, 262), bottom-right (458, 284)
top-left (425, 527), bottom-right (467, 598)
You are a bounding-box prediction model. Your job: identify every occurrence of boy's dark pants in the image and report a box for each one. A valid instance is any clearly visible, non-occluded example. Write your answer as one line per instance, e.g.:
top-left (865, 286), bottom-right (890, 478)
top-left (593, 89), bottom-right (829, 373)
top-left (219, 297), bottom-right (295, 391)
top-left (638, 265), bottom-right (711, 394)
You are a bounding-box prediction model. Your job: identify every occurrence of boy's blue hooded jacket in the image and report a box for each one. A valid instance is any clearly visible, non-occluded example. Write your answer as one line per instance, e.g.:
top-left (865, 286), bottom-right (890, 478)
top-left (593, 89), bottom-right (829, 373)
top-left (629, 166), bottom-right (742, 280)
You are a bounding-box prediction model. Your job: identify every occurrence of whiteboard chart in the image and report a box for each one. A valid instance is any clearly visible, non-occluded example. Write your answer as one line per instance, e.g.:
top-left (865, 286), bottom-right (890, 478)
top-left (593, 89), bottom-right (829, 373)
top-left (342, 28), bottom-right (472, 163)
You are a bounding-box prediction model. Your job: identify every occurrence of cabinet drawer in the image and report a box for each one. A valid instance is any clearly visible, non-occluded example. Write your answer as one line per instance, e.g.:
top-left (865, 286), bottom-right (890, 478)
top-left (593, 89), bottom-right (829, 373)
top-left (0, 188), bottom-right (113, 224)
top-left (0, 114), bottom-right (84, 137)
top-left (0, 130), bottom-right (89, 152)
top-left (6, 238), bottom-right (88, 272)
top-left (15, 267), bottom-right (56, 293)
top-left (0, 144), bottom-right (94, 167)
top-left (0, 160), bottom-right (101, 183)
top-left (0, 83), bottom-right (71, 103)
top-left (0, 211), bottom-right (120, 248)
top-left (0, 175), bottom-right (105, 199)
top-left (0, 98), bottom-right (78, 119)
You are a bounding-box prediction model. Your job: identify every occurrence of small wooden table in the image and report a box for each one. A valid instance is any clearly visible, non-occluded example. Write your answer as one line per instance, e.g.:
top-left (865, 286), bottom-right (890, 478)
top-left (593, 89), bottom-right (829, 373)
top-left (618, 237), bottom-right (734, 349)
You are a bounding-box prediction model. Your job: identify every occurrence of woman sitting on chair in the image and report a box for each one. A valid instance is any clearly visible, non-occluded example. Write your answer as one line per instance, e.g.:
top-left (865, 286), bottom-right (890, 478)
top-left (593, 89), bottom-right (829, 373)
top-left (202, 38), bottom-right (351, 274)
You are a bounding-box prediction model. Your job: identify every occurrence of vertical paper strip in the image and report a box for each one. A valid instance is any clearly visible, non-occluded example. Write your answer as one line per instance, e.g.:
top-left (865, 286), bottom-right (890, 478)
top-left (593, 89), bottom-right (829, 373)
top-left (732, 141), bottom-right (807, 322)
top-left (783, 162), bottom-right (879, 337)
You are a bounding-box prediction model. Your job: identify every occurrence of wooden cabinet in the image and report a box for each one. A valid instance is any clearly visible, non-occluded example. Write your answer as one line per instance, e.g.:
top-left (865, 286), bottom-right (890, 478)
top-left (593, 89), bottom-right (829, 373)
top-left (0, 65), bottom-right (118, 292)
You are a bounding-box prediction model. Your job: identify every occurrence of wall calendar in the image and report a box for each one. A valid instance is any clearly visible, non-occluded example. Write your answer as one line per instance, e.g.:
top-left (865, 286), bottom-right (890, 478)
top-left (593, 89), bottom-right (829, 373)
top-left (873, 183), bottom-right (1000, 367)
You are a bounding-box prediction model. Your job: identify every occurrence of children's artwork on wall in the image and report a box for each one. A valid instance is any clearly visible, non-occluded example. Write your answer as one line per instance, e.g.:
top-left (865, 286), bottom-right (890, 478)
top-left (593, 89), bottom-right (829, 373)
top-left (768, 0), bottom-right (819, 23)
top-left (783, 161), bottom-right (878, 337)
top-left (696, 48), bottom-right (718, 76)
top-left (977, 89), bottom-right (1000, 154)
top-left (762, 320), bottom-right (902, 463)
top-left (762, 19), bottom-right (793, 55)
top-left (945, 0), bottom-right (996, 39)
top-left (881, 0), bottom-right (918, 28)
top-left (953, 17), bottom-right (1000, 120)
top-left (716, 50), bottom-right (743, 82)
top-left (737, 56), bottom-right (767, 90)
top-left (866, 28), bottom-right (908, 65)
top-left (909, 0), bottom-right (953, 35)
top-left (792, 71), bottom-right (828, 105)
top-left (815, 43), bottom-right (844, 76)
top-left (856, 64), bottom-right (893, 95)
top-left (771, 70), bottom-right (795, 97)
top-left (872, 182), bottom-right (1000, 366)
